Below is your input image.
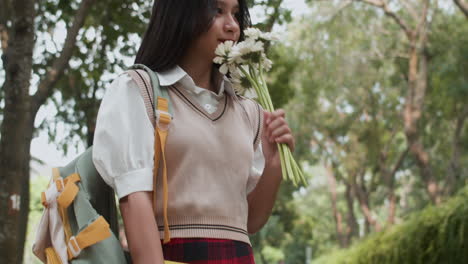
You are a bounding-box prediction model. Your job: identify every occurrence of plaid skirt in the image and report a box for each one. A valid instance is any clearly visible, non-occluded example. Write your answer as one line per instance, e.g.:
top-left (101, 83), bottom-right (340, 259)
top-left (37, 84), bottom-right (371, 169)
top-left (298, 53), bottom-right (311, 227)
top-left (162, 238), bottom-right (256, 264)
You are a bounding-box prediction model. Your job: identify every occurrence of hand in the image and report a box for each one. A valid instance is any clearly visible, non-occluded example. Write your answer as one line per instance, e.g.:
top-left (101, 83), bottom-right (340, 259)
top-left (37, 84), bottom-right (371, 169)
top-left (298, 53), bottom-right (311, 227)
top-left (261, 109), bottom-right (295, 169)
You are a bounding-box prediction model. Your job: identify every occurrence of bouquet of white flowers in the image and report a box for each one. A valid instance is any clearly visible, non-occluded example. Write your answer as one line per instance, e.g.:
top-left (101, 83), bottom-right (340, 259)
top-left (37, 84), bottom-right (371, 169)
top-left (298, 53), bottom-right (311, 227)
top-left (213, 28), bottom-right (307, 186)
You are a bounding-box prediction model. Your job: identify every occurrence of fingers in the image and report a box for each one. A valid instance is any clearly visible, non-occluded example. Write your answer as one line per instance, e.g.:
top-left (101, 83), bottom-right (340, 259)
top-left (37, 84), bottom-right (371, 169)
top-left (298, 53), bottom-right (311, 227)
top-left (265, 109), bottom-right (288, 139)
top-left (263, 109), bottom-right (295, 151)
top-left (265, 109), bottom-right (285, 125)
top-left (269, 125), bottom-right (290, 142)
top-left (275, 134), bottom-right (295, 152)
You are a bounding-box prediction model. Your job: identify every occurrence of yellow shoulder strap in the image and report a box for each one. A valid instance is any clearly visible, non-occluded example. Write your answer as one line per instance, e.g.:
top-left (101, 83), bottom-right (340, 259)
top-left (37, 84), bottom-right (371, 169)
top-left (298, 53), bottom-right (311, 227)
top-left (153, 96), bottom-right (171, 244)
top-left (67, 216), bottom-right (111, 260)
top-left (44, 247), bottom-right (62, 264)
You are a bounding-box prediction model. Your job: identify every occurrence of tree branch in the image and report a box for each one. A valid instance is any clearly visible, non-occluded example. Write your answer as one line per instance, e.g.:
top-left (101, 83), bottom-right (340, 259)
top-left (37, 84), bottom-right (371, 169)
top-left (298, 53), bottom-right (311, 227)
top-left (399, 0), bottom-right (419, 21)
top-left (261, 0), bottom-right (284, 53)
top-left (328, 0), bottom-right (353, 20)
top-left (454, 0), bottom-right (468, 18)
top-left (355, 0), bottom-right (413, 39)
top-left (32, 0), bottom-right (96, 113)
top-left (415, 0), bottom-right (430, 45)
top-left (264, 0), bottom-right (284, 33)
top-left (390, 147), bottom-right (409, 177)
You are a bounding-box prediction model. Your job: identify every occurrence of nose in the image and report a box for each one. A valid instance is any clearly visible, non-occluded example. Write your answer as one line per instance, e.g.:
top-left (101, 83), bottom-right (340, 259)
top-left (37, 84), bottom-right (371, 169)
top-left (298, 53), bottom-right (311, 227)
top-left (224, 14), bottom-right (240, 38)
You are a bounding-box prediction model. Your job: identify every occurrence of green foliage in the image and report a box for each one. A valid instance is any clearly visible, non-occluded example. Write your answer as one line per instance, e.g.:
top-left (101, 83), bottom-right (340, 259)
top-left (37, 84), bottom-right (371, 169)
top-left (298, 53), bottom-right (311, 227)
top-left (23, 175), bottom-right (50, 264)
top-left (423, 11), bottom-right (468, 191)
top-left (312, 186), bottom-right (468, 264)
top-left (34, 0), bottom-right (151, 151)
top-left (248, 0), bottom-right (293, 31)
top-left (266, 44), bottom-right (298, 108)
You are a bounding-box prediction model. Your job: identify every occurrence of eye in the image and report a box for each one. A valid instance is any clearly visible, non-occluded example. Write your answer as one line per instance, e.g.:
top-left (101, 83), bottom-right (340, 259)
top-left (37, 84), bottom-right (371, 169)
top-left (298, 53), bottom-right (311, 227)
top-left (217, 8), bottom-right (223, 14)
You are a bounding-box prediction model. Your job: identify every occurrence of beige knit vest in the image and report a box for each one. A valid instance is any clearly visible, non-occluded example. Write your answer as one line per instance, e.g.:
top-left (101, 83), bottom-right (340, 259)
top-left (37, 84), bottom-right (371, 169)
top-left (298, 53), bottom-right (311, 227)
top-left (153, 83), bottom-right (263, 245)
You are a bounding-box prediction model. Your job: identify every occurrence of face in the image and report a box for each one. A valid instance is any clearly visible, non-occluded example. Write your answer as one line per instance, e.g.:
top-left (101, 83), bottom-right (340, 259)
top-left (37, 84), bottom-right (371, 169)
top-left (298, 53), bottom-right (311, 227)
top-left (189, 0), bottom-right (241, 61)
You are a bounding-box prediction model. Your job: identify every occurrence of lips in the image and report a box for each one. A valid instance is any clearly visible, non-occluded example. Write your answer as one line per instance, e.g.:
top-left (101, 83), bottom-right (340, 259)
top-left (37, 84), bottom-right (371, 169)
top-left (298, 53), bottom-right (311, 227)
top-left (219, 39), bottom-right (235, 43)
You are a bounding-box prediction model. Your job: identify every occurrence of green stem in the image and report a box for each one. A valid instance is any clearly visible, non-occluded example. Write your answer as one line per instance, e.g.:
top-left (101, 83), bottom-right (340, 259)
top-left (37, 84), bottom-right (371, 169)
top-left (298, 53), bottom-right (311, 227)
top-left (236, 62), bottom-right (307, 186)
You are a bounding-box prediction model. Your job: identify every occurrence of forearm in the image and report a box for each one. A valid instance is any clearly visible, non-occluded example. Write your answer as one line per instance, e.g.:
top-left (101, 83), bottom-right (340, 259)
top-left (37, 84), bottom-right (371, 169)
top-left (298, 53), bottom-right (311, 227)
top-left (119, 191), bottom-right (165, 264)
top-left (247, 161), bottom-right (282, 234)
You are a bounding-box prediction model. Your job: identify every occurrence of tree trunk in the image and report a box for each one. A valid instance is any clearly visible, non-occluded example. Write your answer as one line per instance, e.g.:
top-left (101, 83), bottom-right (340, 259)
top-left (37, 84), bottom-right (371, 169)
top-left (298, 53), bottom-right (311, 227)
top-left (454, 0), bottom-right (468, 18)
top-left (351, 171), bottom-right (381, 233)
top-left (0, 0), bottom-right (95, 261)
top-left (381, 148), bottom-right (408, 225)
top-left (357, 0), bottom-right (438, 205)
top-left (325, 165), bottom-right (347, 247)
top-left (344, 181), bottom-right (359, 241)
top-left (403, 0), bottom-right (440, 204)
top-left (0, 1), bottom-right (35, 262)
top-left (405, 42), bottom-right (440, 204)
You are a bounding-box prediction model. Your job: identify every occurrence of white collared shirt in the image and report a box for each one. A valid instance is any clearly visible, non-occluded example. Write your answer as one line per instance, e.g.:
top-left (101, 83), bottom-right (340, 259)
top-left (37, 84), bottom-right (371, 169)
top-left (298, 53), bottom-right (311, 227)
top-left (92, 66), bottom-right (265, 198)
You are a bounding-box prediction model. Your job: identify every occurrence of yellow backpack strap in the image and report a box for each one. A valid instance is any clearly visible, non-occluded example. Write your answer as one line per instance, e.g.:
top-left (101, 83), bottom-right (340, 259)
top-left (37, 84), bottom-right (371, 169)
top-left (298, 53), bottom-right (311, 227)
top-left (57, 173), bottom-right (81, 209)
top-left (40, 171), bottom-right (80, 210)
top-left (44, 247), bottom-right (63, 264)
top-left (41, 177), bottom-right (64, 208)
top-left (67, 216), bottom-right (111, 260)
top-left (41, 169), bottom-right (82, 242)
top-left (153, 96), bottom-right (171, 244)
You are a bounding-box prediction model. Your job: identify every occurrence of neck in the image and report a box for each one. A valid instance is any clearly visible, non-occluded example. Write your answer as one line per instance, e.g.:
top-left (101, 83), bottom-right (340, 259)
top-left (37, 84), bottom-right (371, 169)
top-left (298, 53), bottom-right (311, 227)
top-left (179, 54), bottom-right (216, 92)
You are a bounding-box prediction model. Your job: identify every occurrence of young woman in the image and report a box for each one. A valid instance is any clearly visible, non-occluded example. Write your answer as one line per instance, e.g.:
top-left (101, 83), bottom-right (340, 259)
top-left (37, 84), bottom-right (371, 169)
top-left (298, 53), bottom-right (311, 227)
top-left (92, 0), bottom-right (295, 263)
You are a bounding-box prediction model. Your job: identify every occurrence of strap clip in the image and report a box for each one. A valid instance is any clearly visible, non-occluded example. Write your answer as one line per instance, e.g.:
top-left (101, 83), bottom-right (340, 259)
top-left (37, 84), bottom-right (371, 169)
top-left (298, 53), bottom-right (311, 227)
top-left (68, 236), bottom-right (81, 258)
top-left (156, 110), bottom-right (172, 131)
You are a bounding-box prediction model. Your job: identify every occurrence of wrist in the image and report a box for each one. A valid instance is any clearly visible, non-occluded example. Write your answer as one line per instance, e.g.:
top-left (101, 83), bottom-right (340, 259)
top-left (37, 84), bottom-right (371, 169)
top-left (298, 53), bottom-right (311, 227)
top-left (264, 158), bottom-right (282, 179)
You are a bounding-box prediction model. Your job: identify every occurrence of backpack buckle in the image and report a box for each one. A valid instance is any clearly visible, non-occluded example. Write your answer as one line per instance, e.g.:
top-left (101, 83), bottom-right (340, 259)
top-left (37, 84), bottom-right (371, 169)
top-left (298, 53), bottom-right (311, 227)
top-left (156, 110), bottom-right (172, 131)
top-left (68, 236), bottom-right (81, 258)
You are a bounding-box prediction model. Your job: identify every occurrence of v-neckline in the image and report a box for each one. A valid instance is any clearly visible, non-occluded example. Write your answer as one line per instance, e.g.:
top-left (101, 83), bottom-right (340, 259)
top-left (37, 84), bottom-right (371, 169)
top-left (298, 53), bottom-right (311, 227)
top-left (171, 84), bottom-right (228, 122)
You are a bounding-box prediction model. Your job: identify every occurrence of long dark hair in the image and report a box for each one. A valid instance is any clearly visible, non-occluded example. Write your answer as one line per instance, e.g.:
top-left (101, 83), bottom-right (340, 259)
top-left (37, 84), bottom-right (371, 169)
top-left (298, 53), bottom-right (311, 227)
top-left (135, 0), bottom-right (251, 72)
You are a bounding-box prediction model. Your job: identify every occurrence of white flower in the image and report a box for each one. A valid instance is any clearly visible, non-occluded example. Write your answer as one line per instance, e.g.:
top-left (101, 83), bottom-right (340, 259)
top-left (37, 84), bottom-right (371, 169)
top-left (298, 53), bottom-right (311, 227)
top-left (248, 40), bottom-right (264, 53)
top-left (231, 81), bottom-right (246, 95)
top-left (215, 40), bottom-right (234, 58)
top-left (213, 56), bottom-right (224, 64)
top-left (228, 69), bottom-right (245, 94)
top-left (261, 55), bottom-right (273, 71)
top-left (237, 64), bottom-right (251, 76)
top-left (229, 48), bottom-right (243, 64)
top-left (219, 63), bottom-right (229, 75)
top-left (228, 64), bottom-right (238, 75)
top-left (236, 39), bottom-right (264, 57)
top-left (243, 87), bottom-right (258, 99)
top-left (260, 32), bottom-right (280, 42)
top-left (244, 28), bottom-right (262, 40)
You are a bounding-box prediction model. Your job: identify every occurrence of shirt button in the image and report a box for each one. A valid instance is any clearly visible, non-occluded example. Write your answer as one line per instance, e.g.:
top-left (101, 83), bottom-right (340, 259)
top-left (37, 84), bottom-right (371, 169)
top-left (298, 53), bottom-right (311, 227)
top-left (204, 104), bottom-right (212, 110)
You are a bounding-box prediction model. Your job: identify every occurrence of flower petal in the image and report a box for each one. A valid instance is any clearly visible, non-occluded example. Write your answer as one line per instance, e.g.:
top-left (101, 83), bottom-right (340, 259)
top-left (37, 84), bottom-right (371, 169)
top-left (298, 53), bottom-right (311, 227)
top-left (219, 64), bottom-right (229, 75)
top-left (213, 56), bottom-right (224, 64)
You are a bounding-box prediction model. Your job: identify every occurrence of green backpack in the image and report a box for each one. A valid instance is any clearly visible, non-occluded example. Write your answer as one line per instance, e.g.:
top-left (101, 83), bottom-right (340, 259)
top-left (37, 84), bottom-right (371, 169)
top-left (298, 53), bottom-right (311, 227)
top-left (33, 64), bottom-right (177, 264)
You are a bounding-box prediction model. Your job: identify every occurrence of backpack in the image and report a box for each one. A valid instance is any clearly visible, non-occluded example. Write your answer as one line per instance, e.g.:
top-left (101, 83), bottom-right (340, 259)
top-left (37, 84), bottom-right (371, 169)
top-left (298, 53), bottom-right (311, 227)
top-left (33, 64), bottom-right (179, 264)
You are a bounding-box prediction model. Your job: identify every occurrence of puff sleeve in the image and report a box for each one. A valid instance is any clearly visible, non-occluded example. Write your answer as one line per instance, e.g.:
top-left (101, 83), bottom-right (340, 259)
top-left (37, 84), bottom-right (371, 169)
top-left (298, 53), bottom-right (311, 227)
top-left (92, 73), bottom-right (155, 199)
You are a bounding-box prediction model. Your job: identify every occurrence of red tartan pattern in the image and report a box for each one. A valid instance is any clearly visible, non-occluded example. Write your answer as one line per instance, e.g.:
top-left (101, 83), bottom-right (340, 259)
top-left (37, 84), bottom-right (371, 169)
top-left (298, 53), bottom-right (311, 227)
top-left (162, 238), bottom-right (256, 264)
